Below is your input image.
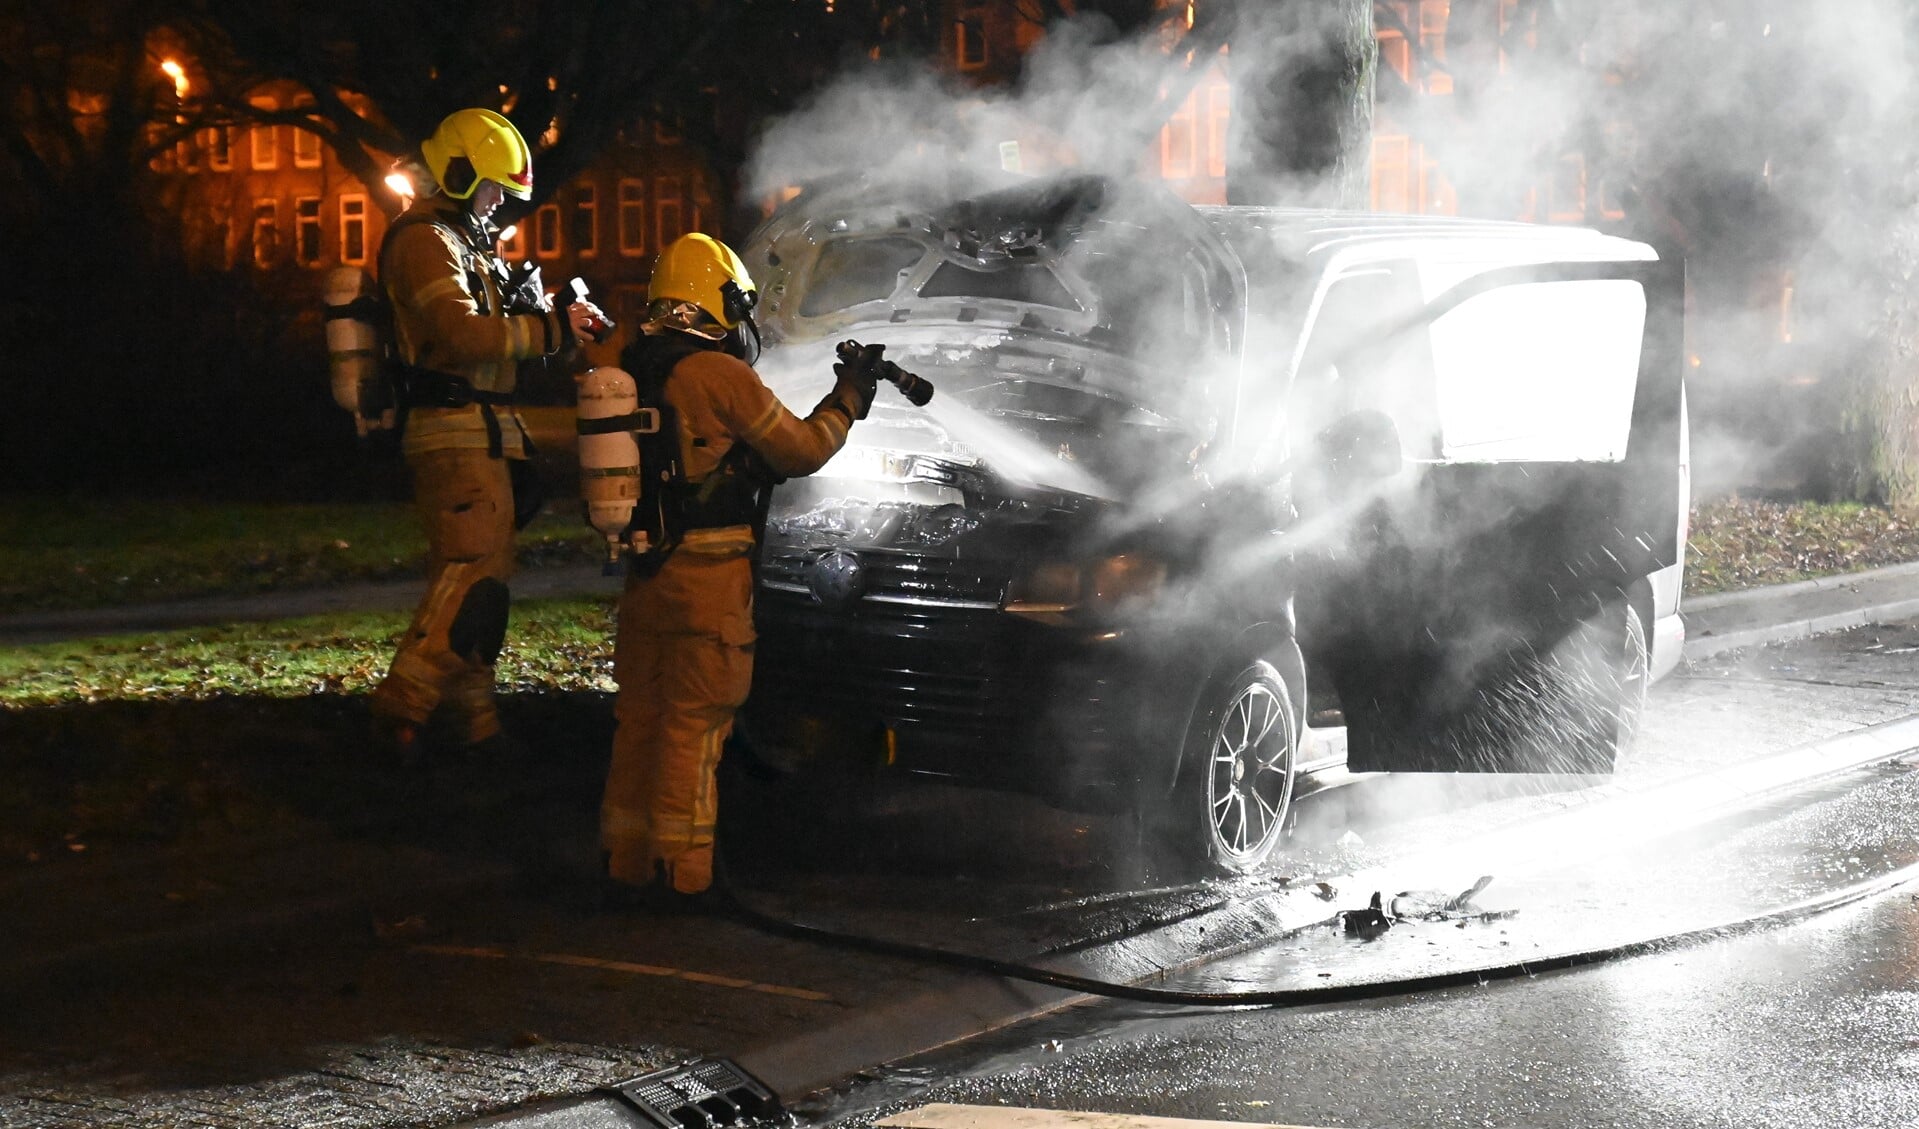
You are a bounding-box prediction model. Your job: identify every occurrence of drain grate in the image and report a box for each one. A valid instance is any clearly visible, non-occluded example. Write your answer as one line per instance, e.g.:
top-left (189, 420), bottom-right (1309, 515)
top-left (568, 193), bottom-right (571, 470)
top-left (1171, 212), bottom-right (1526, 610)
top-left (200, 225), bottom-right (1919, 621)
top-left (599, 1057), bottom-right (789, 1129)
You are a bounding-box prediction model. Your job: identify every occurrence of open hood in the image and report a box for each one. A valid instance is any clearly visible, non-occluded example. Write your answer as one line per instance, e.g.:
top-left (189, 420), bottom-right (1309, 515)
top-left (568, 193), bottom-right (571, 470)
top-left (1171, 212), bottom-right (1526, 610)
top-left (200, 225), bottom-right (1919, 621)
top-left (744, 171), bottom-right (1245, 501)
top-left (743, 170), bottom-right (1242, 361)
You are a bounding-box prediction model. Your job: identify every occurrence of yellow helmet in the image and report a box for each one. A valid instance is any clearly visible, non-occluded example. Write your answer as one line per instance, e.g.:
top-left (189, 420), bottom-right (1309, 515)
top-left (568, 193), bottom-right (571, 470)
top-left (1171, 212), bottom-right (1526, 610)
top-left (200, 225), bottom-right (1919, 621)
top-left (420, 108), bottom-right (533, 201)
top-left (647, 233), bottom-right (758, 340)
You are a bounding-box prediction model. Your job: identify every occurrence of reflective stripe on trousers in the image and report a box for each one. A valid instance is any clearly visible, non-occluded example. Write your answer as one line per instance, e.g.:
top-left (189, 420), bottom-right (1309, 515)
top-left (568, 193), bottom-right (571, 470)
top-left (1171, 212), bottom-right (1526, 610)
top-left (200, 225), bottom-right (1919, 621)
top-left (601, 550), bottom-right (756, 895)
top-left (369, 447), bottom-right (517, 743)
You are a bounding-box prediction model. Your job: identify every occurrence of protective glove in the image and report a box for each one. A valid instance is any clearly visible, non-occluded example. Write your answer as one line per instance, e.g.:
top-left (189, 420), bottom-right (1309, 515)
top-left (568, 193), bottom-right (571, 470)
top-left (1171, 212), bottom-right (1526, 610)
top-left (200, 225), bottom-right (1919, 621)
top-left (833, 360), bottom-right (878, 420)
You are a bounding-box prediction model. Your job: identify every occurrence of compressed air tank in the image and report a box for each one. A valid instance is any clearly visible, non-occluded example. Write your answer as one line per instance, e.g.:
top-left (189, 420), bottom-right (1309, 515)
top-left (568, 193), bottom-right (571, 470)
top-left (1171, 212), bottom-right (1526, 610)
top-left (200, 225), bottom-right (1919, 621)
top-left (576, 365), bottom-right (643, 571)
top-left (322, 267), bottom-right (391, 436)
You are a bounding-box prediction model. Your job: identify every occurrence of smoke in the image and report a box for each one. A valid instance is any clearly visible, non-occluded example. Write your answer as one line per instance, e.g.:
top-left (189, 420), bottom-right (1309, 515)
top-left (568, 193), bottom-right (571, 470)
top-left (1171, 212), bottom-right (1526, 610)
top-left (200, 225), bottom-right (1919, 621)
top-left (1415, 1), bottom-right (1919, 498)
top-left (746, 9), bottom-right (1326, 197)
top-left (735, 2), bottom-right (1919, 879)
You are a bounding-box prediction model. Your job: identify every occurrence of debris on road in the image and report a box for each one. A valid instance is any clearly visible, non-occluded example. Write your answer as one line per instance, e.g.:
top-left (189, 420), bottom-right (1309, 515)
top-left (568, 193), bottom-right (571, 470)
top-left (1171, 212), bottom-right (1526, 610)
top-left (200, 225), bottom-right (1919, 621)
top-left (1337, 892), bottom-right (1393, 937)
top-left (1341, 875), bottom-right (1518, 939)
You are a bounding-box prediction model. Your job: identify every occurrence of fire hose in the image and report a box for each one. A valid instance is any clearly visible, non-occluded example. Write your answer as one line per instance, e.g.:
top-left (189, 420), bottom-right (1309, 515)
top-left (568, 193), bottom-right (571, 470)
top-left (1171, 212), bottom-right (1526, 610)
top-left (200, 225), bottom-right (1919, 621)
top-left (720, 859), bottom-right (1919, 1008)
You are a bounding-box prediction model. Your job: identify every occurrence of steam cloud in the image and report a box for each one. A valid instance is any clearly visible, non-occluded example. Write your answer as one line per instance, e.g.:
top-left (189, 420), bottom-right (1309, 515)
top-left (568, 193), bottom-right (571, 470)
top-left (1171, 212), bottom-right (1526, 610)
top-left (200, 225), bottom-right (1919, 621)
top-left (748, 1), bottom-right (1919, 500)
top-left (736, 3), bottom-right (1919, 853)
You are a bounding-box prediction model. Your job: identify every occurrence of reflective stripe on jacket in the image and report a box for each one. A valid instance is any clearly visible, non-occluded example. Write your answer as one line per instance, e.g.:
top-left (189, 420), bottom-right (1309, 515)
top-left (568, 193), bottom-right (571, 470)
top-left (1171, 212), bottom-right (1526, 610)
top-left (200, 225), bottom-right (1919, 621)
top-left (663, 348), bottom-right (863, 548)
top-left (382, 197), bottom-right (565, 457)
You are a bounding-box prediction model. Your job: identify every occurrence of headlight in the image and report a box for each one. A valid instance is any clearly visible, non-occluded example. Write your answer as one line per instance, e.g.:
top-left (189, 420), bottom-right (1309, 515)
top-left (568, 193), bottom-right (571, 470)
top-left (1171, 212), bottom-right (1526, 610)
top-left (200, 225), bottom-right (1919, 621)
top-left (1005, 553), bottom-right (1167, 621)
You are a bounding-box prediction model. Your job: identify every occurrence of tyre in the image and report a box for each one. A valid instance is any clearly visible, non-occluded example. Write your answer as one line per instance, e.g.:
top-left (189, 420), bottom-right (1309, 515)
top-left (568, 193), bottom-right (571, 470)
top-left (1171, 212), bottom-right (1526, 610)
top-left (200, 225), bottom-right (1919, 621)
top-left (1460, 596), bottom-right (1649, 774)
top-left (1574, 597), bottom-right (1649, 768)
top-left (1166, 660), bottom-right (1300, 875)
top-left (1343, 598), bottom-right (1648, 774)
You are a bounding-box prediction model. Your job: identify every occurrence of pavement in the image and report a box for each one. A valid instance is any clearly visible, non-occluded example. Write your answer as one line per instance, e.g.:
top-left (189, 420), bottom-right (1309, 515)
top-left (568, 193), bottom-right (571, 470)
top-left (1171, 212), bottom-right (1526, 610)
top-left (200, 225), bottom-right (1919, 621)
top-left (10, 560), bottom-right (1919, 1128)
top-left (0, 563), bottom-right (615, 647)
top-left (1678, 559), bottom-right (1919, 659)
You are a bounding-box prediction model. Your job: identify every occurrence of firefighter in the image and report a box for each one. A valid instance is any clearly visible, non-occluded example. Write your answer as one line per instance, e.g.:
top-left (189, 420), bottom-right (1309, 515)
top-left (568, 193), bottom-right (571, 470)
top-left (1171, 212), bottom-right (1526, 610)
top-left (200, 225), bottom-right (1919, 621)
top-left (601, 232), bottom-right (877, 903)
top-left (368, 107), bottom-right (606, 760)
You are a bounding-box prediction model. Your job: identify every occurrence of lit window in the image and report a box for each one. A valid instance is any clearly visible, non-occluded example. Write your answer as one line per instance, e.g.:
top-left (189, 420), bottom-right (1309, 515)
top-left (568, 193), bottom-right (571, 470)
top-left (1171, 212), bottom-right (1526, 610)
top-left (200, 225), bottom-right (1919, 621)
top-left (206, 126), bottom-right (233, 171)
top-left (148, 125), bottom-right (174, 172)
top-left (1594, 175), bottom-right (1628, 221)
top-left (1205, 81), bottom-right (1231, 179)
top-left (1379, 28), bottom-right (1411, 86)
top-left (175, 136), bottom-right (199, 173)
top-left (252, 199), bottom-right (280, 267)
top-left (619, 179), bottom-right (647, 256)
top-left (340, 195), bottom-right (368, 264)
top-left (1371, 134), bottom-right (1411, 212)
top-left (1419, 0), bottom-right (1452, 94)
top-left (1429, 279), bottom-right (1647, 463)
top-left (293, 126), bottom-right (322, 168)
top-left (956, 11), bottom-right (987, 69)
top-left (1160, 89), bottom-right (1197, 179)
top-left (251, 122), bottom-right (278, 169)
top-left (295, 197), bottom-right (323, 265)
top-left (211, 203), bottom-right (236, 269)
top-left (535, 203), bottom-right (562, 257)
top-left (1549, 151), bottom-right (1586, 221)
top-left (654, 176), bottom-right (684, 249)
top-left (573, 184), bottom-right (599, 258)
top-left (500, 222), bottom-right (526, 260)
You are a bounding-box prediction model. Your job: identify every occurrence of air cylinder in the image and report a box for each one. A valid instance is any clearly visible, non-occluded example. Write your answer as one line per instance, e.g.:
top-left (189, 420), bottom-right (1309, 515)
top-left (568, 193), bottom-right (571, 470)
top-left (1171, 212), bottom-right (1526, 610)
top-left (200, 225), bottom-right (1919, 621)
top-left (322, 267), bottom-right (392, 436)
top-left (576, 365), bottom-right (643, 571)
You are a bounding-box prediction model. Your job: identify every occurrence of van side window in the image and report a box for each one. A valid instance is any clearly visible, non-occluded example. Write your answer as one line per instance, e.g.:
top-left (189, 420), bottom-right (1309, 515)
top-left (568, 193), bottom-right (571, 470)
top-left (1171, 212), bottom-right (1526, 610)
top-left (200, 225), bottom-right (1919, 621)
top-left (1294, 266), bottom-right (1434, 457)
top-left (1429, 279), bottom-right (1646, 463)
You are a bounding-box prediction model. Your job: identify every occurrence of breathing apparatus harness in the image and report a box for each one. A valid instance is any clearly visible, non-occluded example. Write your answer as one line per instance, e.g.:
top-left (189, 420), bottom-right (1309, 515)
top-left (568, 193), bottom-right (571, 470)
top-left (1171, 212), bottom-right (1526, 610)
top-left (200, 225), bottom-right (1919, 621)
top-left (605, 330), bottom-right (783, 579)
top-left (361, 207), bottom-right (549, 460)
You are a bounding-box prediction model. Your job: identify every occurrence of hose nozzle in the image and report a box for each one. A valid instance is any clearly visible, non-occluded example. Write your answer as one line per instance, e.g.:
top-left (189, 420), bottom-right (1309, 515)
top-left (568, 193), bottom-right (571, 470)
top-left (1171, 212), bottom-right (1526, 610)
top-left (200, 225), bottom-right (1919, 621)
top-left (837, 339), bottom-right (935, 407)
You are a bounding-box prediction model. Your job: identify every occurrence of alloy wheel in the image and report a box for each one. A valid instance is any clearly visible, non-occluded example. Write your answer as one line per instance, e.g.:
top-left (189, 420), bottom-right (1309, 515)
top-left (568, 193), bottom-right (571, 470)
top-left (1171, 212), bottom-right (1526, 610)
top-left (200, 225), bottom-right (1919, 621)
top-left (1204, 673), bottom-right (1297, 869)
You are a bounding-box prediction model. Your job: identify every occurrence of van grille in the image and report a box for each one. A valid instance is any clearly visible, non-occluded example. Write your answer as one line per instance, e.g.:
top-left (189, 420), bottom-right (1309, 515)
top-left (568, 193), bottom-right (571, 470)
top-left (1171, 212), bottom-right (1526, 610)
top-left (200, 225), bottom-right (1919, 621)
top-left (759, 548), bottom-right (1010, 609)
top-left (750, 590), bottom-right (1030, 738)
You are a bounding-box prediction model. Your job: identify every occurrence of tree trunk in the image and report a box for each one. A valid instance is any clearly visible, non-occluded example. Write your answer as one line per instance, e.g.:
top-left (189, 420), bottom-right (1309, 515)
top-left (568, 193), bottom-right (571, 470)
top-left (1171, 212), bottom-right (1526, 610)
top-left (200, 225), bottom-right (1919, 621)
top-left (1831, 183), bottom-right (1919, 508)
top-left (1225, 0), bottom-right (1375, 208)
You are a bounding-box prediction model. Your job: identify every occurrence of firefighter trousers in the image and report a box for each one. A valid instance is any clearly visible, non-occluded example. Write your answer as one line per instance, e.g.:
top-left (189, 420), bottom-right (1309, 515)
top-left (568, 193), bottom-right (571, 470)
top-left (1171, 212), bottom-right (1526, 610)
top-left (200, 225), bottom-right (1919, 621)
top-left (369, 447), bottom-right (519, 745)
top-left (601, 546), bottom-right (757, 895)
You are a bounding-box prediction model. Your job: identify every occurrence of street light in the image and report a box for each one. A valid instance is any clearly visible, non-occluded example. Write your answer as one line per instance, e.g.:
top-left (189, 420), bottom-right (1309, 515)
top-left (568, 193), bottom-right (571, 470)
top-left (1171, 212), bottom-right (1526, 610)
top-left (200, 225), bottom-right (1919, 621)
top-left (385, 168), bottom-right (416, 204)
top-left (159, 58), bottom-right (188, 99)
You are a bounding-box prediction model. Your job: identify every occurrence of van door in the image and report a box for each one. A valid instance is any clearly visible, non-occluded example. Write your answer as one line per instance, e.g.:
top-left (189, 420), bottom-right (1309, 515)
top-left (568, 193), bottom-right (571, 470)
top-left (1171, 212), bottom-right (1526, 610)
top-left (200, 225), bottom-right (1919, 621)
top-left (1304, 257), bottom-right (1685, 773)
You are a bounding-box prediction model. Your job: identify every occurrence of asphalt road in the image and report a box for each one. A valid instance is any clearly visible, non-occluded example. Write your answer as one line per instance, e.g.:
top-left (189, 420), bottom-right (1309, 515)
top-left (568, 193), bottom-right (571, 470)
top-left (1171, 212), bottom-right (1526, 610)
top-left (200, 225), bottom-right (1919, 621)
top-left (10, 614), bottom-right (1919, 1129)
top-left (843, 759), bottom-right (1919, 1129)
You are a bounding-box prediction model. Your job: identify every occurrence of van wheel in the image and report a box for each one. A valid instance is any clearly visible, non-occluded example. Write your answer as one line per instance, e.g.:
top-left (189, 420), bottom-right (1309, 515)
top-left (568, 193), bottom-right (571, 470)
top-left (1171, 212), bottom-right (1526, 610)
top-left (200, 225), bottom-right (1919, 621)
top-left (1344, 599), bottom-right (1647, 775)
top-left (1166, 661), bottom-right (1299, 875)
top-left (1583, 597), bottom-right (1649, 768)
top-left (1473, 598), bottom-right (1648, 774)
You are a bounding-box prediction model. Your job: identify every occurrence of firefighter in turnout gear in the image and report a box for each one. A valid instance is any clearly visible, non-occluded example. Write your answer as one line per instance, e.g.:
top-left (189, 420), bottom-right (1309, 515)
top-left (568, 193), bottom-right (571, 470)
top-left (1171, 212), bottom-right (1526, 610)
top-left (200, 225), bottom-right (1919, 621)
top-left (601, 232), bottom-right (876, 900)
top-left (368, 107), bottom-right (607, 759)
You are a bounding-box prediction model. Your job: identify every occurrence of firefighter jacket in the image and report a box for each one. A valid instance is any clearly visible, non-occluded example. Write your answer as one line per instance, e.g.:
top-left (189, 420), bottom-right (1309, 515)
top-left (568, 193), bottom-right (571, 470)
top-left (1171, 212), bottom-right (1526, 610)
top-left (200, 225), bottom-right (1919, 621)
top-left (381, 195), bottom-right (568, 459)
top-left (643, 338), bottom-right (867, 559)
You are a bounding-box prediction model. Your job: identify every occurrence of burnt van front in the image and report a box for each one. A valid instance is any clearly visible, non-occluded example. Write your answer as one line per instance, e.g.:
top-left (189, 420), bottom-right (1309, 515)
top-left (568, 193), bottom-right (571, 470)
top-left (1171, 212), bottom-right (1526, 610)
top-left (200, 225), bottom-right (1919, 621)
top-left (736, 174), bottom-right (1246, 801)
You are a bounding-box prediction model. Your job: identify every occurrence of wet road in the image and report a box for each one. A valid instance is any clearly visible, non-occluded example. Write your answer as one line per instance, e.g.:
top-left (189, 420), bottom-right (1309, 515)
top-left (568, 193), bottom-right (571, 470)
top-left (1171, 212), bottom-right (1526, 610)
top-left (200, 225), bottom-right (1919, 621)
top-left (855, 869), bottom-right (1919, 1129)
top-left (813, 630), bottom-right (1919, 1129)
top-left (12, 619), bottom-right (1919, 1128)
top-left (844, 768), bottom-right (1919, 1129)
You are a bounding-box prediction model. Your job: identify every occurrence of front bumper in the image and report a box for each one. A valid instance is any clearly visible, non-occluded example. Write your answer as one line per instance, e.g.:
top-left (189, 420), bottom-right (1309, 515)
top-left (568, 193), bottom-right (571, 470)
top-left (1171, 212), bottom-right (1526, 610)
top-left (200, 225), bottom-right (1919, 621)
top-left (746, 583), bottom-right (1190, 802)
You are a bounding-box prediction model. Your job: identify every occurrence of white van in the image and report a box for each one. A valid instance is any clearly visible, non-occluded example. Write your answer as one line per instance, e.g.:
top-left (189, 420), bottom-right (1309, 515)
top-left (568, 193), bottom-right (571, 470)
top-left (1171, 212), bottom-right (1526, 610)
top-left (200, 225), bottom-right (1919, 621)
top-left (742, 174), bottom-right (1689, 874)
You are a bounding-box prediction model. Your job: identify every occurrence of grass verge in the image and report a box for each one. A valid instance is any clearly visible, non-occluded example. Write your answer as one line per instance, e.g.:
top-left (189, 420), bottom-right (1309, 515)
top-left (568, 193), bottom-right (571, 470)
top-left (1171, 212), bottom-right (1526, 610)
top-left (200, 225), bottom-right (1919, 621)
top-left (1685, 498), bottom-right (1919, 595)
top-left (0, 596), bottom-right (616, 708)
top-left (0, 597), bottom-right (617, 860)
top-left (0, 498), bottom-right (597, 615)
